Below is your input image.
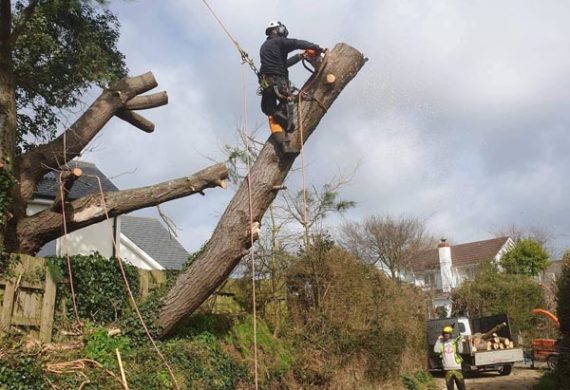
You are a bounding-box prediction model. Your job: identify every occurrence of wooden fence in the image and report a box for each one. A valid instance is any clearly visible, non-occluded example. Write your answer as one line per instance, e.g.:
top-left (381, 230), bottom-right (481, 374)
top-left (0, 255), bottom-right (166, 343)
top-left (0, 255), bottom-right (56, 343)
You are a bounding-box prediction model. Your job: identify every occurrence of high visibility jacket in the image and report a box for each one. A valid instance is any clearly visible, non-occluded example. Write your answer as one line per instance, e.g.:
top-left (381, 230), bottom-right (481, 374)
top-left (434, 336), bottom-right (463, 370)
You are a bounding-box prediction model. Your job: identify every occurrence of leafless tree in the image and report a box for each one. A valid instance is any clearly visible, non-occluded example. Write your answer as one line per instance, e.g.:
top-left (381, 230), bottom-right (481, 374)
top-left (339, 214), bottom-right (435, 280)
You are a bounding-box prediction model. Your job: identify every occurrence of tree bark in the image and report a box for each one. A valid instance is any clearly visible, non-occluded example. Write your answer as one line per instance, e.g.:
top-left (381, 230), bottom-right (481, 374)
top-left (51, 167), bottom-right (83, 212)
top-left (156, 43), bottom-right (366, 336)
top-left (17, 162), bottom-right (228, 254)
top-left (0, 0), bottom-right (19, 254)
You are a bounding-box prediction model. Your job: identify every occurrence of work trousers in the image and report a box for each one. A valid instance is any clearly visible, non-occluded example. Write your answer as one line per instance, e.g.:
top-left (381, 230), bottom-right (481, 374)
top-left (260, 76), bottom-right (292, 130)
top-left (444, 369), bottom-right (466, 390)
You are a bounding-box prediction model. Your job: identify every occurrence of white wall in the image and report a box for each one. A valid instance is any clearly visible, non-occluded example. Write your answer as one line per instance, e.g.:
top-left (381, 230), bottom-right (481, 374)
top-left (118, 232), bottom-right (164, 271)
top-left (28, 199), bottom-right (115, 258)
top-left (58, 221), bottom-right (115, 258)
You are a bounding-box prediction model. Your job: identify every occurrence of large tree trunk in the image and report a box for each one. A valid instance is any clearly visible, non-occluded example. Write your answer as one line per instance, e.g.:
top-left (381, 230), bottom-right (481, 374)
top-left (17, 163), bottom-right (228, 254)
top-left (157, 43), bottom-right (366, 336)
top-left (0, 0), bottom-right (19, 255)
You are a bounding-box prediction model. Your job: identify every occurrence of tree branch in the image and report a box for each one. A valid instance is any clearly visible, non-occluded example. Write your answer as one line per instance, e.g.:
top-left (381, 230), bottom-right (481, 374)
top-left (0, 0), bottom-right (12, 47)
top-left (125, 91), bottom-right (168, 110)
top-left (156, 43), bottom-right (366, 336)
top-left (10, 0), bottom-right (40, 45)
top-left (52, 167), bottom-right (82, 212)
top-left (115, 110), bottom-right (155, 133)
top-left (17, 162), bottom-right (228, 254)
top-left (16, 72), bottom-right (160, 201)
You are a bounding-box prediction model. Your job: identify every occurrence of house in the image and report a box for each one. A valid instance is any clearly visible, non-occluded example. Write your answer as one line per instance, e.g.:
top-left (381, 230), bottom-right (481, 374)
top-left (30, 161), bottom-right (189, 270)
top-left (411, 237), bottom-right (515, 315)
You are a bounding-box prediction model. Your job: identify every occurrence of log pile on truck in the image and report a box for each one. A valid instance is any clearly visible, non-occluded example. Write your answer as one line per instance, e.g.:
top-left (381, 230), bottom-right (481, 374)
top-left (427, 314), bottom-right (524, 375)
top-left (470, 322), bottom-right (516, 351)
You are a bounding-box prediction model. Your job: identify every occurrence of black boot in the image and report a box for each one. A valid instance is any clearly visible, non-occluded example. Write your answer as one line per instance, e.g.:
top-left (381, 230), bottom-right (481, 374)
top-left (272, 132), bottom-right (299, 154)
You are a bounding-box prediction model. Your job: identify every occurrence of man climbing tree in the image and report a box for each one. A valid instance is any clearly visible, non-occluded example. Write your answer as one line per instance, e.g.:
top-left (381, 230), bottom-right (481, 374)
top-left (259, 20), bottom-right (322, 154)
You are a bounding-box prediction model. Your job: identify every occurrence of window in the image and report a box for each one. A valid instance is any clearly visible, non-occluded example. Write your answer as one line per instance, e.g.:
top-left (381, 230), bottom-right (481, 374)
top-left (424, 273), bottom-right (436, 288)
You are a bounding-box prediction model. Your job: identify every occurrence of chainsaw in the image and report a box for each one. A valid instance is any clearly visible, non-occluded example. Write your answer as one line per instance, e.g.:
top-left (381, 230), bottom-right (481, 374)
top-left (301, 48), bottom-right (327, 74)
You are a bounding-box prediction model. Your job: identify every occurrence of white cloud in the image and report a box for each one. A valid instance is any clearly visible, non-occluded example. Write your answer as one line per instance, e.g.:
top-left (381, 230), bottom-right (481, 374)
top-left (83, 0), bottom-right (570, 255)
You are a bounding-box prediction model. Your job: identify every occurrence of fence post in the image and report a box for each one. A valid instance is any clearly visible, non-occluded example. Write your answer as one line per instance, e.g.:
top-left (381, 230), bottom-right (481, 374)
top-left (40, 266), bottom-right (57, 343)
top-left (0, 279), bottom-right (16, 332)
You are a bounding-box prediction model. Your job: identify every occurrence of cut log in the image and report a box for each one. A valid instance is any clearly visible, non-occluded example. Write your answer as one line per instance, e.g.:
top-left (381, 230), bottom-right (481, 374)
top-left (125, 91), bottom-right (168, 110)
top-left (156, 43), bottom-right (367, 337)
top-left (482, 322), bottom-right (507, 339)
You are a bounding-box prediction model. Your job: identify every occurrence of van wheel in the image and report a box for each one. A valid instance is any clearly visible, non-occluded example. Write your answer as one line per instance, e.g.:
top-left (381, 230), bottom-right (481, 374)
top-left (547, 355), bottom-right (558, 370)
top-left (498, 364), bottom-right (513, 376)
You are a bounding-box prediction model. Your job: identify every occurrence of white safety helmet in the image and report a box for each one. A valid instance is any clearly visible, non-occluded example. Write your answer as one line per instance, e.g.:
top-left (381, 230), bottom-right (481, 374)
top-left (265, 20), bottom-right (288, 37)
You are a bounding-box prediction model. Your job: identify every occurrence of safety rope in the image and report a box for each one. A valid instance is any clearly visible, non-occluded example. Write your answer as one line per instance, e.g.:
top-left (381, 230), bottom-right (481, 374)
top-left (241, 66), bottom-right (260, 390)
top-left (296, 52), bottom-right (329, 248)
top-left (91, 175), bottom-right (181, 390)
top-left (200, 0), bottom-right (259, 78)
top-left (58, 174), bottom-right (81, 329)
top-left (199, 1), bottom-right (260, 386)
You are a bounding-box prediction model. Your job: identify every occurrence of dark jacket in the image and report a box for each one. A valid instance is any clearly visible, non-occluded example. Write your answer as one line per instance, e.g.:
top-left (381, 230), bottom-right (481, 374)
top-left (259, 36), bottom-right (320, 78)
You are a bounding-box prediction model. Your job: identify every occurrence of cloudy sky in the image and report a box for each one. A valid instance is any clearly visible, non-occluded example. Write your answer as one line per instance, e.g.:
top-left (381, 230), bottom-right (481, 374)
top-left (80, 0), bottom-right (570, 256)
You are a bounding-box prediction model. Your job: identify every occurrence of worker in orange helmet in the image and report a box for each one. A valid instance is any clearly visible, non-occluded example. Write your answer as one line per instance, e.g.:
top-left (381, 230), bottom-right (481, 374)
top-left (434, 325), bottom-right (466, 390)
top-left (259, 20), bottom-right (322, 154)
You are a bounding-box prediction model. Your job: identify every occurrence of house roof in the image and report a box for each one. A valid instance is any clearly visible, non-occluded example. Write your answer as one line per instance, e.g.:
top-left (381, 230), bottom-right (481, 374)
top-left (35, 161), bottom-right (118, 200)
top-left (412, 236), bottom-right (511, 273)
top-left (120, 215), bottom-right (190, 271)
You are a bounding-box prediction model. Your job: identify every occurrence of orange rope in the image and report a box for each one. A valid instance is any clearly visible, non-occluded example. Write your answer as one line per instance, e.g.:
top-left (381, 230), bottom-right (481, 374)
top-left (296, 52), bottom-right (329, 248)
top-left (241, 66), bottom-right (260, 390)
top-left (90, 175), bottom-right (180, 390)
top-left (58, 173), bottom-right (81, 328)
top-left (297, 97), bottom-right (310, 248)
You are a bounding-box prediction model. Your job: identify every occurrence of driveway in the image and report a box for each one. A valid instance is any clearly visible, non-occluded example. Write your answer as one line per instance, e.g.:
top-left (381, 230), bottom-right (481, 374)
top-left (433, 366), bottom-right (544, 389)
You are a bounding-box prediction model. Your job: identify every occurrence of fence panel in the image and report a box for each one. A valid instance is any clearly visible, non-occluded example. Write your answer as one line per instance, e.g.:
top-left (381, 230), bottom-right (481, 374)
top-left (0, 255), bottom-right (57, 343)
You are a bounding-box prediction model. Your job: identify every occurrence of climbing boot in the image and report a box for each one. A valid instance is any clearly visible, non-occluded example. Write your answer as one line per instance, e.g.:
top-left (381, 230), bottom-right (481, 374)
top-left (285, 101), bottom-right (296, 132)
top-left (272, 131), bottom-right (299, 155)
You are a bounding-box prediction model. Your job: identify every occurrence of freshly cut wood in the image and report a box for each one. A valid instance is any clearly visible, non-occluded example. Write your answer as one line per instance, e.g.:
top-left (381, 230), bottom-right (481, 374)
top-left (475, 341), bottom-right (491, 351)
top-left (482, 322), bottom-right (507, 339)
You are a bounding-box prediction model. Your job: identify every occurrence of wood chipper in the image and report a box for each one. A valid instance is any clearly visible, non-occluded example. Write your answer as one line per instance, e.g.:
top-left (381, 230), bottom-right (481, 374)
top-left (530, 308), bottom-right (560, 370)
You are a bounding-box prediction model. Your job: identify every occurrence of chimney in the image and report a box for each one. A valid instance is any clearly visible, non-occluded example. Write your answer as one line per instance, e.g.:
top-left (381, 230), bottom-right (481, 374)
top-left (438, 238), bottom-right (454, 292)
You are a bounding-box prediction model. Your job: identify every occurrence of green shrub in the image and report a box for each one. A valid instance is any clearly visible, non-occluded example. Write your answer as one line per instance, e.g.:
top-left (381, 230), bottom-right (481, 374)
top-left (48, 253), bottom-right (139, 324)
top-left (127, 335), bottom-right (247, 389)
top-left (452, 262), bottom-right (545, 337)
top-left (228, 315), bottom-right (295, 378)
top-left (500, 239), bottom-right (550, 276)
top-left (401, 370), bottom-right (438, 390)
top-left (0, 356), bottom-right (47, 390)
top-left (84, 324), bottom-right (131, 369)
top-left (285, 245), bottom-right (426, 387)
